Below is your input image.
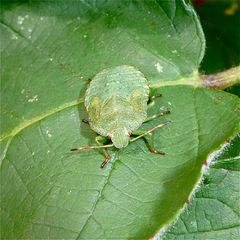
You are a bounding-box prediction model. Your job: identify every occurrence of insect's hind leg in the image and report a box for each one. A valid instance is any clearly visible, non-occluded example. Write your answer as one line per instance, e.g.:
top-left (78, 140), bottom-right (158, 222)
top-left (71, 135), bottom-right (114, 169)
top-left (131, 130), bottom-right (165, 155)
top-left (95, 136), bottom-right (111, 168)
top-left (142, 136), bottom-right (165, 155)
top-left (130, 122), bottom-right (169, 155)
top-left (70, 136), bottom-right (114, 169)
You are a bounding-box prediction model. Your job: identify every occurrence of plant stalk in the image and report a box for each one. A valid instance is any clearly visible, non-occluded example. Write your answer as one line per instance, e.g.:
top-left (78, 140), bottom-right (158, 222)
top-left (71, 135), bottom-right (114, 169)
top-left (151, 66), bottom-right (240, 90)
top-left (201, 66), bottom-right (240, 89)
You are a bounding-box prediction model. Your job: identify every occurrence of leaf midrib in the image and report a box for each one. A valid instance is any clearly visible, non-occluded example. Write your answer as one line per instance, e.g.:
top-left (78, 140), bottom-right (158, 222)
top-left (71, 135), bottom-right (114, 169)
top-left (0, 80), bottom-right (206, 142)
top-left (0, 98), bottom-right (84, 141)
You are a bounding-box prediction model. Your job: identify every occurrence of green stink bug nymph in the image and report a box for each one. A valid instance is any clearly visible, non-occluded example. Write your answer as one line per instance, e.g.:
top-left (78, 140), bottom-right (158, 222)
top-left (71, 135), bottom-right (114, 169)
top-left (71, 65), bottom-right (170, 168)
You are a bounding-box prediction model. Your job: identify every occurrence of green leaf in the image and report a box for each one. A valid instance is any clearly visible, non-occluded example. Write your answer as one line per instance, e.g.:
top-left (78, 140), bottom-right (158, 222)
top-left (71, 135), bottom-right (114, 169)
top-left (1, 85), bottom-right (239, 239)
top-left (1, 1), bottom-right (239, 239)
top-left (160, 2), bottom-right (240, 239)
top-left (162, 135), bottom-right (240, 240)
top-left (0, 0), bottom-right (205, 138)
top-left (213, 135), bottom-right (240, 172)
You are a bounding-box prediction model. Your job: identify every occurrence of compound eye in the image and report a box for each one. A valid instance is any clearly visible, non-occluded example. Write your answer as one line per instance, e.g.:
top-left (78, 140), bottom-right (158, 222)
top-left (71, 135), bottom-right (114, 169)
top-left (128, 131), bottom-right (132, 136)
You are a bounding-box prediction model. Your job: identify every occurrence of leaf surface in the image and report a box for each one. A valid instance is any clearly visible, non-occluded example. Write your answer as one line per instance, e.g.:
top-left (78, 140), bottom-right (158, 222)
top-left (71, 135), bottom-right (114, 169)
top-left (160, 2), bottom-right (240, 239)
top-left (1, 85), bottom-right (239, 239)
top-left (0, 1), bottom-right (239, 239)
top-left (0, 0), bottom-right (204, 137)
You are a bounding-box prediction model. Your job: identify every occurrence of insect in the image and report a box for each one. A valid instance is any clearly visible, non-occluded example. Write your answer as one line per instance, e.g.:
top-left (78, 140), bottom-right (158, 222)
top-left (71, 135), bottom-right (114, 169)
top-left (71, 65), bottom-right (170, 168)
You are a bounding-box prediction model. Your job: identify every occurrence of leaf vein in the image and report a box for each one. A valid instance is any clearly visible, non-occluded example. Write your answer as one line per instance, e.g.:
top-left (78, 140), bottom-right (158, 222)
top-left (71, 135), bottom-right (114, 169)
top-left (75, 160), bottom-right (116, 239)
top-left (0, 99), bottom-right (84, 141)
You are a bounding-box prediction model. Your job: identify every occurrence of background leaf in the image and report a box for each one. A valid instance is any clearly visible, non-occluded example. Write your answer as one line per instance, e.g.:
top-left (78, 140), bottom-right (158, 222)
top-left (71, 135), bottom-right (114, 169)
top-left (162, 135), bottom-right (240, 240)
top-left (0, 1), bottom-right (239, 239)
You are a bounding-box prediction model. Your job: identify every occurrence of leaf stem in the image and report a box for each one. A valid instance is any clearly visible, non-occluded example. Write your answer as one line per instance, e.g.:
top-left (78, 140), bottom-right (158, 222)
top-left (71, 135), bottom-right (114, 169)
top-left (1, 67), bottom-right (239, 142)
top-left (151, 66), bottom-right (240, 90)
top-left (200, 66), bottom-right (240, 89)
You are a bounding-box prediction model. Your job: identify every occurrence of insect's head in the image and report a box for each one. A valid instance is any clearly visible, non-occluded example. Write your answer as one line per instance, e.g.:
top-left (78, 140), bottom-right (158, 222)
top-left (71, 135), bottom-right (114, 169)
top-left (111, 127), bottom-right (130, 149)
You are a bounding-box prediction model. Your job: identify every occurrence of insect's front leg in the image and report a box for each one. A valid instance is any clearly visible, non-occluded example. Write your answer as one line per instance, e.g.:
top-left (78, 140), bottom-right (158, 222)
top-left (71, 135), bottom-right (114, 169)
top-left (82, 119), bottom-right (90, 125)
top-left (146, 87), bottom-right (171, 122)
top-left (148, 87), bottom-right (162, 106)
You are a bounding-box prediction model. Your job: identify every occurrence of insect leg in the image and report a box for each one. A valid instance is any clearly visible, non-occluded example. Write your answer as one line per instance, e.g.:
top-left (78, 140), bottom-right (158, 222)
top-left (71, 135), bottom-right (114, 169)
top-left (140, 136), bottom-right (165, 155)
top-left (149, 93), bottom-right (162, 102)
top-left (148, 88), bottom-right (162, 105)
top-left (144, 110), bottom-right (170, 123)
top-left (82, 119), bottom-right (90, 125)
top-left (131, 122), bottom-right (169, 142)
top-left (131, 130), bottom-right (165, 155)
top-left (95, 136), bottom-right (111, 168)
top-left (130, 122), bottom-right (170, 154)
top-left (70, 141), bottom-right (114, 151)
